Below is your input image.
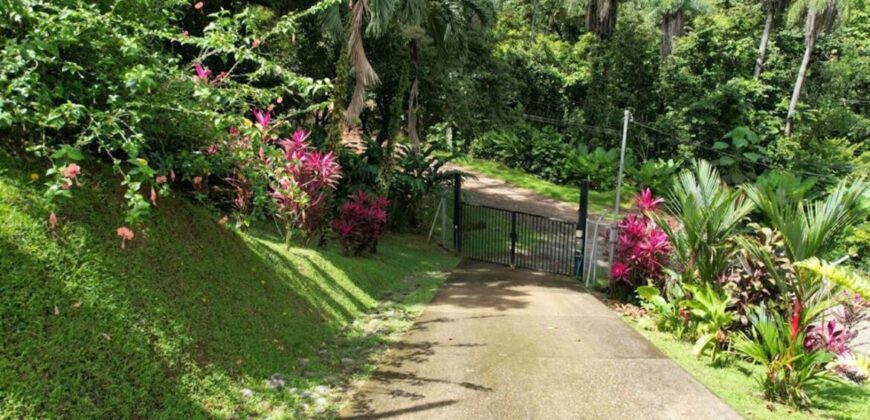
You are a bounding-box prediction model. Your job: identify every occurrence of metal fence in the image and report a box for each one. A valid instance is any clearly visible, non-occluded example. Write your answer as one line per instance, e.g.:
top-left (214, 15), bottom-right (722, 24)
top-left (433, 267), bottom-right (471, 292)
top-left (426, 180), bottom-right (620, 288)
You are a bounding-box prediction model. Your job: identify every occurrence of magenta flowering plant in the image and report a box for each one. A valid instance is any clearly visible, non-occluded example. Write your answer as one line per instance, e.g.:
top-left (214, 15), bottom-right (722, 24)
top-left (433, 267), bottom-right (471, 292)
top-left (611, 189), bottom-right (672, 292)
top-left (333, 190), bottom-right (389, 255)
top-left (804, 319), bottom-right (855, 356)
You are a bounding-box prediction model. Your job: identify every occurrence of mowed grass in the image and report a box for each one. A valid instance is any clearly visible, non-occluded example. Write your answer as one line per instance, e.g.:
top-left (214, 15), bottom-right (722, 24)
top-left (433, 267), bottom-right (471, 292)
top-left (628, 321), bottom-right (870, 420)
top-left (455, 157), bottom-right (633, 216)
top-left (0, 151), bottom-right (458, 418)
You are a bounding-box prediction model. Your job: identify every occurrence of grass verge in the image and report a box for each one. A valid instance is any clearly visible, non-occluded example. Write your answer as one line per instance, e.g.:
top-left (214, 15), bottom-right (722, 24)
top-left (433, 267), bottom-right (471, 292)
top-left (0, 151), bottom-right (458, 418)
top-left (454, 157), bottom-right (632, 215)
top-left (626, 320), bottom-right (870, 420)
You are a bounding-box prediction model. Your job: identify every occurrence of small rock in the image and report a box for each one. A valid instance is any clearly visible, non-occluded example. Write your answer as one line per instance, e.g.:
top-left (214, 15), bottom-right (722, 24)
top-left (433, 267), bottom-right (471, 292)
top-left (241, 388), bottom-right (254, 399)
top-left (268, 373), bottom-right (287, 389)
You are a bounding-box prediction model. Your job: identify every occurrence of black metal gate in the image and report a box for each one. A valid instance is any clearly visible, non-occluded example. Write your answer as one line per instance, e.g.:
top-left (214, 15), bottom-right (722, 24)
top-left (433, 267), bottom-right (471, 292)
top-left (452, 174), bottom-right (589, 277)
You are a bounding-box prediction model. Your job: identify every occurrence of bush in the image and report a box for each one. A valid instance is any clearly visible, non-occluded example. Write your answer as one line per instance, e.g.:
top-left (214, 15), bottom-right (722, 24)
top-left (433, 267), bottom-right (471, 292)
top-left (562, 144), bottom-right (621, 189)
top-left (333, 190), bottom-right (389, 255)
top-left (611, 189), bottom-right (671, 293)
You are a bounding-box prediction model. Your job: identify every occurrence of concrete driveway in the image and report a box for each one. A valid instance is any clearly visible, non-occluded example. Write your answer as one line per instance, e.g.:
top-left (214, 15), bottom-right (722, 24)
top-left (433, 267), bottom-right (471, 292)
top-left (340, 260), bottom-right (740, 419)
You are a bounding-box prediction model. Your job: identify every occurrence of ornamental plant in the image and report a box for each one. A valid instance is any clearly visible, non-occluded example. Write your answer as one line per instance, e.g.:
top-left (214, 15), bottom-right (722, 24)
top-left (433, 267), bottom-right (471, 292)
top-left (333, 191), bottom-right (389, 256)
top-left (611, 188), bottom-right (671, 293)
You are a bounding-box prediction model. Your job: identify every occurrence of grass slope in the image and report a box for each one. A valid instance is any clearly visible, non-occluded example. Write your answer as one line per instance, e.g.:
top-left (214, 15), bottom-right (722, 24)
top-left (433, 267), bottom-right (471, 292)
top-left (0, 152), bottom-right (458, 418)
top-left (629, 322), bottom-right (870, 420)
top-left (455, 157), bottom-right (632, 215)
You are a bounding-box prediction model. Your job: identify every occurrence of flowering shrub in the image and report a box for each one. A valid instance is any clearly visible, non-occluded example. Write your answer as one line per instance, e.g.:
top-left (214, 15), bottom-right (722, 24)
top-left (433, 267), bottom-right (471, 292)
top-left (611, 189), bottom-right (671, 291)
top-left (333, 191), bottom-right (389, 255)
top-left (1, 1), bottom-right (331, 246)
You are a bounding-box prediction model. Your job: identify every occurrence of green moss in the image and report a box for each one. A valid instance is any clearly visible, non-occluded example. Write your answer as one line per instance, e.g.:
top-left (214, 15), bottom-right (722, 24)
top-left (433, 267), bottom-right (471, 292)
top-left (455, 157), bottom-right (633, 215)
top-left (0, 153), bottom-right (458, 418)
top-left (628, 321), bottom-right (870, 420)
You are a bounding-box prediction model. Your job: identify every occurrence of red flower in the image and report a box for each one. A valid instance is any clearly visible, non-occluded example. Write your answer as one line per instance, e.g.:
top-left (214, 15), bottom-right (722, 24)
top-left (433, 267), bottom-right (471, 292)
top-left (790, 299), bottom-right (802, 342)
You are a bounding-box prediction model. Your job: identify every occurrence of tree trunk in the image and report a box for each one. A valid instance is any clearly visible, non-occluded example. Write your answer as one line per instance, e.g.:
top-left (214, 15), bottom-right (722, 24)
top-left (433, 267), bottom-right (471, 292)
top-left (586, 0), bottom-right (618, 39)
top-left (785, 12), bottom-right (817, 137)
top-left (406, 39), bottom-right (421, 151)
top-left (754, 9), bottom-right (774, 80)
top-left (660, 10), bottom-right (685, 60)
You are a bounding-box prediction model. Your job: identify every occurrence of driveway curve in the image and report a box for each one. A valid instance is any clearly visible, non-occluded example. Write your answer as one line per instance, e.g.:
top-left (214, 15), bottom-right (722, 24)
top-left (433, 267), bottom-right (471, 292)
top-left (340, 260), bottom-right (740, 419)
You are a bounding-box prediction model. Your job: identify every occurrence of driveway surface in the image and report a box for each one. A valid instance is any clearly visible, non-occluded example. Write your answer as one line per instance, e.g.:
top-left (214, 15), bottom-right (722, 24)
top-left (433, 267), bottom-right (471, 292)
top-left (340, 260), bottom-right (740, 419)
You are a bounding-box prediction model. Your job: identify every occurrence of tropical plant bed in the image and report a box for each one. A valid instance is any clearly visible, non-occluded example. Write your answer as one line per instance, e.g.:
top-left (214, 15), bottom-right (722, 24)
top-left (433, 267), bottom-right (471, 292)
top-left (621, 316), bottom-right (870, 420)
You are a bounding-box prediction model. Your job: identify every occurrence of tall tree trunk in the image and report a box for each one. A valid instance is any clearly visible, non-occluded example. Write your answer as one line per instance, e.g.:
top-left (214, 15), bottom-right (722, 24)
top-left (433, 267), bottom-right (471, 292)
top-left (785, 12), bottom-right (817, 137)
top-left (586, 0), bottom-right (618, 39)
top-left (660, 10), bottom-right (685, 60)
top-left (406, 39), bottom-right (421, 151)
top-left (753, 8), bottom-right (774, 80)
top-left (344, 0), bottom-right (380, 124)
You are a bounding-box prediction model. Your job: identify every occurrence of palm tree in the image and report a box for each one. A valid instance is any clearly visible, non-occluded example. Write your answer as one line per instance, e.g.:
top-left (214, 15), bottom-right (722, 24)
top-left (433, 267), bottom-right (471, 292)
top-left (644, 0), bottom-right (712, 60)
top-left (402, 0), bottom-right (495, 150)
top-left (754, 0), bottom-right (789, 80)
top-left (784, 0), bottom-right (851, 136)
top-left (653, 160), bottom-right (756, 284)
top-left (741, 178), bottom-right (869, 300)
top-left (334, 0), bottom-right (494, 148)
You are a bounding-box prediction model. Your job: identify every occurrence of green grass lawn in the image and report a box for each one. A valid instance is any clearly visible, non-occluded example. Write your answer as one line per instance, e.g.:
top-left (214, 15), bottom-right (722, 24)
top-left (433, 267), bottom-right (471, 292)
top-left (627, 320), bottom-right (870, 420)
top-left (455, 157), bottom-right (633, 215)
top-left (0, 151), bottom-right (458, 418)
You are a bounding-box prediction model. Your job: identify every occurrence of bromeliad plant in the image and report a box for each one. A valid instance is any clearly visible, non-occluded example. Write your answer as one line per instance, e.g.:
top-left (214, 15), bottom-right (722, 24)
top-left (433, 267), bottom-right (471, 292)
top-left (732, 304), bottom-right (835, 408)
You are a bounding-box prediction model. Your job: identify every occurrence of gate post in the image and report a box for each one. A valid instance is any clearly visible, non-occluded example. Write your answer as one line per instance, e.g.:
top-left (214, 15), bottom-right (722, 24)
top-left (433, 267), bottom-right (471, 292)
top-left (574, 180), bottom-right (589, 278)
top-left (453, 173), bottom-right (462, 253)
top-left (510, 212), bottom-right (517, 268)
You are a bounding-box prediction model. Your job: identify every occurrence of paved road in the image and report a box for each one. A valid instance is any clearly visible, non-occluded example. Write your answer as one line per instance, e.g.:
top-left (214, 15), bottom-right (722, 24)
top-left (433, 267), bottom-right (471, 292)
top-left (340, 261), bottom-right (740, 419)
top-left (444, 164), bottom-right (580, 222)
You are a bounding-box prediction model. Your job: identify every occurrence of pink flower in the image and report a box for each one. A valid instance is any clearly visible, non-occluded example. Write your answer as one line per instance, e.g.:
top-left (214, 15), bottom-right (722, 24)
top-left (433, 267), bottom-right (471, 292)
top-left (194, 63), bottom-right (211, 81)
top-left (253, 108), bottom-right (271, 130)
top-left (193, 176), bottom-right (203, 187)
top-left (251, 38), bottom-right (261, 48)
top-left (611, 262), bottom-right (631, 281)
top-left (170, 170), bottom-right (176, 182)
top-left (218, 215), bottom-right (229, 225)
top-left (637, 188), bottom-right (664, 212)
top-left (206, 143), bottom-right (218, 155)
top-left (194, 2), bottom-right (204, 10)
top-left (156, 175), bottom-right (167, 184)
top-left (48, 212), bottom-right (57, 229)
top-left (150, 188), bottom-right (158, 206)
top-left (62, 163), bottom-right (81, 179)
top-left (117, 227), bottom-right (134, 249)
top-left (229, 127), bottom-right (240, 137)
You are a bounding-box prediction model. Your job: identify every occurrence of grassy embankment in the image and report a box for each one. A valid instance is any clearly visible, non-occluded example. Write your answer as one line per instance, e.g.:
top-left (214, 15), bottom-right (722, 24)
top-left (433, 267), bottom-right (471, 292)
top-left (0, 151), bottom-right (458, 418)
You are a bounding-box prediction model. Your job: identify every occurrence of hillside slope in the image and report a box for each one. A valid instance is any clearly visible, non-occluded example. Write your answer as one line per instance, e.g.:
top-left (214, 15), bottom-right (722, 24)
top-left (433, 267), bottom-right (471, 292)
top-left (0, 152), bottom-right (458, 418)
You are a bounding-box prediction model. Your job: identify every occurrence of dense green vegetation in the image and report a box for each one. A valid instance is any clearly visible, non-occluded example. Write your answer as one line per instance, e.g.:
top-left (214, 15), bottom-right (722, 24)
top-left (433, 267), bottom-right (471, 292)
top-left (2, 0), bottom-right (869, 417)
top-left (0, 152), bottom-right (457, 418)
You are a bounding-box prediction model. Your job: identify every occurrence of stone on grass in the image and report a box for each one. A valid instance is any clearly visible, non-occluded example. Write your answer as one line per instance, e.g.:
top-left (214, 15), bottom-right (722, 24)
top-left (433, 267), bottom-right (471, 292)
top-left (268, 373), bottom-right (287, 389)
top-left (241, 388), bottom-right (254, 399)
